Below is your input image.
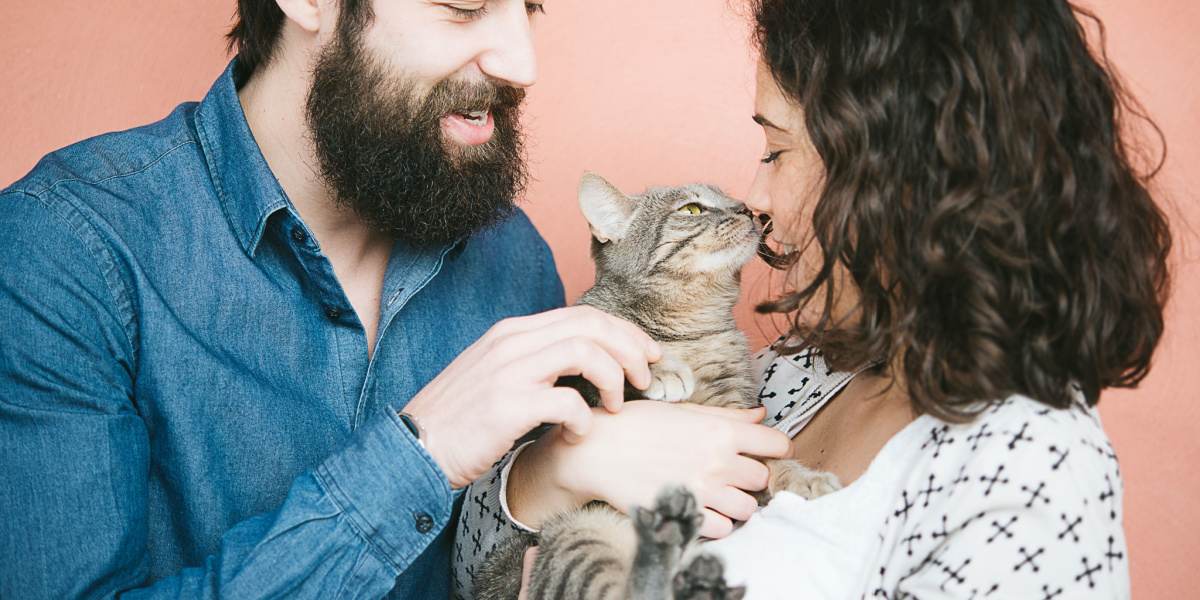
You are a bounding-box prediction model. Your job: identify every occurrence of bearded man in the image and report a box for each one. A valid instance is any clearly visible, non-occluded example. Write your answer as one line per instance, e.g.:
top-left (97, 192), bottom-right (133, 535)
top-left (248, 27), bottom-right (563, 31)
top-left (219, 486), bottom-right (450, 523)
top-left (0, 1), bottom-right (787, 597)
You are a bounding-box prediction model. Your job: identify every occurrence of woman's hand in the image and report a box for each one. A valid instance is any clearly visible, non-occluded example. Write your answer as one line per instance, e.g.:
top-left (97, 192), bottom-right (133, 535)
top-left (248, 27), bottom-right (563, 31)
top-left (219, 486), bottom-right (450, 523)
top-left (508, 401), bottom-right (790, 538)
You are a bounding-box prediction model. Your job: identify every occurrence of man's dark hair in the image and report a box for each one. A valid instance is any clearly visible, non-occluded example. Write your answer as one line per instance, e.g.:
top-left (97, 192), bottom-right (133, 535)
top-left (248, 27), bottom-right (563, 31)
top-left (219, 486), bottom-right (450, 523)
top-left (753, 0), bottom-right (1172, 421)
top-left (226, 0), bottom-right (372, 81)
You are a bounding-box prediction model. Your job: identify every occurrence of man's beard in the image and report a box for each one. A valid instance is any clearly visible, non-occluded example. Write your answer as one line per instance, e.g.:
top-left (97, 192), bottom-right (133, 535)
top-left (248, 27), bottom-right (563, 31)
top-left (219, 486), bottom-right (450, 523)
top-left (305, 31), bottom-right (527, 246)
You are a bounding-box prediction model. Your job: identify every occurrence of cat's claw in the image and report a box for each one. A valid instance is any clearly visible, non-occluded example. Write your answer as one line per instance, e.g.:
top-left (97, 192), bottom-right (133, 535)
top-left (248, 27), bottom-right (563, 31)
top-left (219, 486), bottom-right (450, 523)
top-left (673, 554), bottom-right (746, 600)
top-left (644, 353), bottom-right (695, 402)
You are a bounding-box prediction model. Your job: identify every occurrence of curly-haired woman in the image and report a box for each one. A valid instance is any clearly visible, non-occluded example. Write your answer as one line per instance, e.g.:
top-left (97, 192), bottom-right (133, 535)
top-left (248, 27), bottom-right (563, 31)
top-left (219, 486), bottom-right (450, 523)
top-left (456, 1), bottom-right (1170, 598)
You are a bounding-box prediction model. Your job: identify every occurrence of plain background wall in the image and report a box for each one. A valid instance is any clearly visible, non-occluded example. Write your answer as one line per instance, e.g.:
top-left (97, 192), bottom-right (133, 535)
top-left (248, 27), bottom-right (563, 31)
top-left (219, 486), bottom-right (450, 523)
top-left (1, 1), bottom-right (1196, 595)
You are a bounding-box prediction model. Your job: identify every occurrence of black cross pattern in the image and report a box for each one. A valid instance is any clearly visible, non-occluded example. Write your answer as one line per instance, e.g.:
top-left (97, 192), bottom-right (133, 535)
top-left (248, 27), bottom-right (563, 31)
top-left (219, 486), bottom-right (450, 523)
top-left (471, 528), bottom-right (483, 554)
top-left (788, 376), bottom-right (810, 394)
top-left (492, 509), bottom-right (506, 533)
top-left (455, 538), bottom-right (464, 563)
top-left (918, 474), bottom-right (945, 507)
top-left (1105, 536), bottom-right (1125, 571)
top-left (952, 465), bottom-right (971, 487)
top-left (979, 465), bottom-right (1010, 496)
top-left (1058, 513), bottom-right (1083, 543)
top-left (763, 362), bottom-right (778, 382)
top-left (1021, 481), bottom-right (1051, 508)
top-left (1040, 584), bottom-right (1064, 600)
top-left (1099, 474), bottom-right (1117, 520)
top-left (1006, 422), bottom-right (1032, 450)
top-left (902, 532), bottom-right (924, 556)
top-left (473, 490), bottom-right (490, 519)
top-left (1075, 556), bottom-right (1101, 588)
top-left (930, 514), bottom-right (951, 541)
top-left (1014, 546), bottom-right (1045, 573)
top-left (921, 425), bottom-right (956, 458)
top-left (987, 515), bottom-right (1018, 543)
top-left (967, 423), bottom-right (995, 451)
top-left (894, 490), bottom-right (917, 520)
top-left (966, 583), bottom-right (999, 599)
top-left (937, 556), bottom-right (972, 590)
top-left (758, 386), bottom-right (777, 401)
top-left (1048, 444), bottom-right (1070, 470)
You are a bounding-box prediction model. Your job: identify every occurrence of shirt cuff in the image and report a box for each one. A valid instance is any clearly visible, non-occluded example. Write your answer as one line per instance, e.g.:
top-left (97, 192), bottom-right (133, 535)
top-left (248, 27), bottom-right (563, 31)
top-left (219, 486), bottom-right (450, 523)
top-left (315, 407), bottom-right (454, 573)
top-left (498, 440), bottom-right (539, 533)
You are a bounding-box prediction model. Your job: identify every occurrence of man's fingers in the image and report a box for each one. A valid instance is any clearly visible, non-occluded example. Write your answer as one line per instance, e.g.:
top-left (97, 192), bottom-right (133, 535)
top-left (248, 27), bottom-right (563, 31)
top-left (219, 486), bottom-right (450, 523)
top-left (699, 508), bottom-right (734, 539)
top-left (525, 387), bottom-right (593, 440)
top-left (497, 311), bottom-right (656, 392)
top-left (512, 338), bottom-right (627, 409)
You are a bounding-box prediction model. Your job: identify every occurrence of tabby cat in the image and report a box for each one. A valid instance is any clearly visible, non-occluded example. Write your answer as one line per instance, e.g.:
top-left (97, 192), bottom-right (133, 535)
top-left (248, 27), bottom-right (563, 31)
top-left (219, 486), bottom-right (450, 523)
top-left (474, 173), bottom-right (838, 600)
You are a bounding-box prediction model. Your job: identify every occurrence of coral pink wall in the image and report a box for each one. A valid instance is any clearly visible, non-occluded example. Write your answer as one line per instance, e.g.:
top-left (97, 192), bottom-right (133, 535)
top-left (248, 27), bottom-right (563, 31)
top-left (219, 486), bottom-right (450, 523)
top-left (2, 1), bottom-right (1196, 595)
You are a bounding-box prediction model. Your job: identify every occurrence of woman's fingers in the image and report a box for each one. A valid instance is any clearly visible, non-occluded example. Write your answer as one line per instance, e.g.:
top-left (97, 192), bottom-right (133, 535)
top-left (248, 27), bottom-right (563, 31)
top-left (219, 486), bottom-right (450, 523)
top-left (707, 485), bottom-right (760, 522)
top-left (699, 508), bottom-right (735, 539)
top-left (734, 422), bottom-right (792, 458)
top-left (517, 546), bottom-right (539, 600)
top-left (677, 403), bottom-right (767, 423)
top-left (726, 455), bottom-right (772, 492)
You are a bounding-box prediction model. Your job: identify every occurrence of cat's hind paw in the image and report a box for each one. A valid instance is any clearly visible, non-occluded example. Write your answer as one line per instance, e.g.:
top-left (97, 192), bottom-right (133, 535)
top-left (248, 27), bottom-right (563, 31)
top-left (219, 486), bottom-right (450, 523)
top-left (633, 486), bottom-right (704, 550)
top-left (673, 554), bottom-right (746, 600)
top-left (644, 353), bottom-right (695, 402)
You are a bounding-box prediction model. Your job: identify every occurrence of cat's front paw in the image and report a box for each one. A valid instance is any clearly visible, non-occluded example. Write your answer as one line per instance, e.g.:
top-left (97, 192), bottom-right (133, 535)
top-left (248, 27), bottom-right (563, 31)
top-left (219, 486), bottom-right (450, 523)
top-left (673, 554), bottom-right (746, 600)
top-left (633, 486), bottom-right (704, 550)
top-left (766, 459), bottom-right (842, 500)
top-left (644, 353), bottom-right (695, 402)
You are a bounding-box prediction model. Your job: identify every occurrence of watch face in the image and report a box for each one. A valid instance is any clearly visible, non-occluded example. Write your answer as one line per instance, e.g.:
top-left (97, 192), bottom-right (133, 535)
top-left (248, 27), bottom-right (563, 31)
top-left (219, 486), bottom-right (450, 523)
top-left (399, 412), bottom-right (421, 439)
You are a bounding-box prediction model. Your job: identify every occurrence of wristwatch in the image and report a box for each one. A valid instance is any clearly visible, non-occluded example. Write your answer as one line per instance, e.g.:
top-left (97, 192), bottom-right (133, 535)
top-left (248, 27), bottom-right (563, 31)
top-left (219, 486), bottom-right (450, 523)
top-left (398, 411), bottom-right (427, 450)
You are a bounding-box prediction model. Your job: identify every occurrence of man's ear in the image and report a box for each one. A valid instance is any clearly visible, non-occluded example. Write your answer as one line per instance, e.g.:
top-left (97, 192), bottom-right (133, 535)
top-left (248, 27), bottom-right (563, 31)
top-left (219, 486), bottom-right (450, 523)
top-left (275, 0), bottom-right (323, 34)
top-left (578, 173), bottom-right (636, 244)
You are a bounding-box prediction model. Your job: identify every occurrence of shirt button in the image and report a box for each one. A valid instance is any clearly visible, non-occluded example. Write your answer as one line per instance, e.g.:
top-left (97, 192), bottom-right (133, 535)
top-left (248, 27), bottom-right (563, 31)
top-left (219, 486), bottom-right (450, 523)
top-left (323, 306), bottom-right (341, 320)
top-left (290, 227), bottom-right (308, 244)
top-left (415, 512), bottom-right (435, 534)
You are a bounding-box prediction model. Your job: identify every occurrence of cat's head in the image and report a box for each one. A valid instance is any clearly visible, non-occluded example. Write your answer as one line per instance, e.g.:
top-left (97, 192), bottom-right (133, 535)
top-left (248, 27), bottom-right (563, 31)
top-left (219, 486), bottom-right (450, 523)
top-left (578, 173), bottom-right (761, 285)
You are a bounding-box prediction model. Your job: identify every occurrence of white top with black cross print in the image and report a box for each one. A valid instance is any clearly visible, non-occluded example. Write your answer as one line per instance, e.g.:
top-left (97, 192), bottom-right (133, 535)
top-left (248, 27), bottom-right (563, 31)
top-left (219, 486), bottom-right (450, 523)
top-left (698, 347), bottom-right (1130, 600)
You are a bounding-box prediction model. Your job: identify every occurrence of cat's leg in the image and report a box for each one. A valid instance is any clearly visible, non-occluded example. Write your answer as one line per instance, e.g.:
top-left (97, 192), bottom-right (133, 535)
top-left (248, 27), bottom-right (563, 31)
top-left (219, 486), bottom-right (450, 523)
top-left (644, 352), bottom-right (695, 402)
top-left (627, 486), bottom-right (704, 600)
top-left (525, 504), bottom-right (636, 600)
top-left (672, 554), bottom-right (746, 600)
top-left (758, 458), bottom-right (842, 504)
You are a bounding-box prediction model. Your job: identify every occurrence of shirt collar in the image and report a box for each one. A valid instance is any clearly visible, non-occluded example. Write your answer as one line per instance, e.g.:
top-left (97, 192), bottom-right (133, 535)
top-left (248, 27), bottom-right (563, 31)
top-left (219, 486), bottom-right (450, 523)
top-left (193, 60), bottom-right (289, 257)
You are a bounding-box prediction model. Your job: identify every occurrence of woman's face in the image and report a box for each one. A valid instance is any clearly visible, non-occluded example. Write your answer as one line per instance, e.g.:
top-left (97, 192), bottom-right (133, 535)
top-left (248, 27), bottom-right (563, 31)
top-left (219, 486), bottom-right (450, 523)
top-left (746, 62), bottom-right (824, 252)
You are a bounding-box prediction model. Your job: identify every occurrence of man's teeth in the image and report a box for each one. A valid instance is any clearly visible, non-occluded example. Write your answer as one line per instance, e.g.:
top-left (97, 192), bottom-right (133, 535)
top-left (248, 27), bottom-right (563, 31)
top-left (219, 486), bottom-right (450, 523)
top-left (459, 110), bottom-right (488, 124)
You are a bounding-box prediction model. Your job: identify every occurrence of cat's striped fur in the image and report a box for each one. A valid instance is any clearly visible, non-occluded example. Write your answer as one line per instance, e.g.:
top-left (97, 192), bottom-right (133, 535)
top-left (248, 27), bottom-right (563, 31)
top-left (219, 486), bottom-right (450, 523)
top-left (474, 174), bottom-right (823, 600)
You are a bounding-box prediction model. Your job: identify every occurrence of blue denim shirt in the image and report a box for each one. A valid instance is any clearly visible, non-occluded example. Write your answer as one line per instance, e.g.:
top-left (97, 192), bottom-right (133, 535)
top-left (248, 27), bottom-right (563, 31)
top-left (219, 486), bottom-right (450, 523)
top-left (0, 62), bottom-right (564, 598)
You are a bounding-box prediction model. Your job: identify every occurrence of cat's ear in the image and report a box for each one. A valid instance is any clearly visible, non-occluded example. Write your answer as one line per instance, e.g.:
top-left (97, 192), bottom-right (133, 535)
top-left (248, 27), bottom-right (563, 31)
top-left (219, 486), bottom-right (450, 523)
top-left (579, 172), bottom-right (635, 243)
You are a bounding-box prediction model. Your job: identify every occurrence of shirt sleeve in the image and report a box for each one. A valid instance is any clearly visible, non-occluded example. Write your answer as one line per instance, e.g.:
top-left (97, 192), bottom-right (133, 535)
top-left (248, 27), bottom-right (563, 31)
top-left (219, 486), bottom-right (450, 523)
top-left (452, 442), bottom-right (539, 599)
top-left (0, 191), bottom-right (452, 599)
top-left (882, 404), bottom-right (1129, 599)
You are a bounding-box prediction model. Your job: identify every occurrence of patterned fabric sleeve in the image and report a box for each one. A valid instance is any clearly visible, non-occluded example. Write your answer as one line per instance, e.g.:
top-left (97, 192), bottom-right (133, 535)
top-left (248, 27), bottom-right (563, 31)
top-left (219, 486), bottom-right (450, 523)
top-left (452, 445), bottom-right (535, 600)
top-left (873, 400), bottom-right (1129, 599)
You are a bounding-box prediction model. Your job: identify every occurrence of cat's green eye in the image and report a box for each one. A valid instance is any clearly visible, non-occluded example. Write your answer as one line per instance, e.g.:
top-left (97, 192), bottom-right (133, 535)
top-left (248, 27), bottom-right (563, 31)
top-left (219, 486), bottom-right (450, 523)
top-left (678, 203), bottom-right (705, 216)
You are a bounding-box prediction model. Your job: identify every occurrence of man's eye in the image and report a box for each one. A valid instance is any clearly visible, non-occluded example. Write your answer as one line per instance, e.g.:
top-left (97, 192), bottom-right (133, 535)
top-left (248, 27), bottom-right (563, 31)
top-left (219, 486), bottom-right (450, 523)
top-left (761, 150), bottom-right (784, 164)
top-left (526, 2), bottom-right (546, 15)
top-left (678, 203), bottom-right (705, 216)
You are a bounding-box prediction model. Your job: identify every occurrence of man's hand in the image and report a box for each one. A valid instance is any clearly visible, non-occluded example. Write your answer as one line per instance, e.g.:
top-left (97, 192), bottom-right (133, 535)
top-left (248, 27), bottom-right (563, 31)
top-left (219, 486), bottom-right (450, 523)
top-left (402, 306), bottom-right (661, 489)
top-left (509, 401), bottom-right (791, 538)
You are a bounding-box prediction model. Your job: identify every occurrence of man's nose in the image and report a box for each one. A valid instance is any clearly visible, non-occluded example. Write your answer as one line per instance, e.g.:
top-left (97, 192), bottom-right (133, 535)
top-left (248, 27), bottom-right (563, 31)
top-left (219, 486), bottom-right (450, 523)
top-left (477, 4), bottom-right (538, 88)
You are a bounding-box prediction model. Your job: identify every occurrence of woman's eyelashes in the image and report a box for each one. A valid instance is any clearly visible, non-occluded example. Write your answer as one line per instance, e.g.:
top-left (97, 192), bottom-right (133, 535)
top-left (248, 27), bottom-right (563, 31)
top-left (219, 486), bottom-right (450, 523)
top-left (761, 150), bottom-right (785, 164)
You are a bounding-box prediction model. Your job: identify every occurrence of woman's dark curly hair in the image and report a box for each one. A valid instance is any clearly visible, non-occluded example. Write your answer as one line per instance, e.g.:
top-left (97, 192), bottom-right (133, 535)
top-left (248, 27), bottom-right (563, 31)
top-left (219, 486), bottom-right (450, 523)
top-left (753, 0), bottom-right (1172, 420)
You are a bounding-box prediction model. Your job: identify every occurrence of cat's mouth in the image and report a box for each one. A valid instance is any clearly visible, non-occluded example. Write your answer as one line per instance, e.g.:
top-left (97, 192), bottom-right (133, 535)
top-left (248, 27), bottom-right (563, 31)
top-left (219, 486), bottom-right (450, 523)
top-left (757, 215), bottom-right (800, 269)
